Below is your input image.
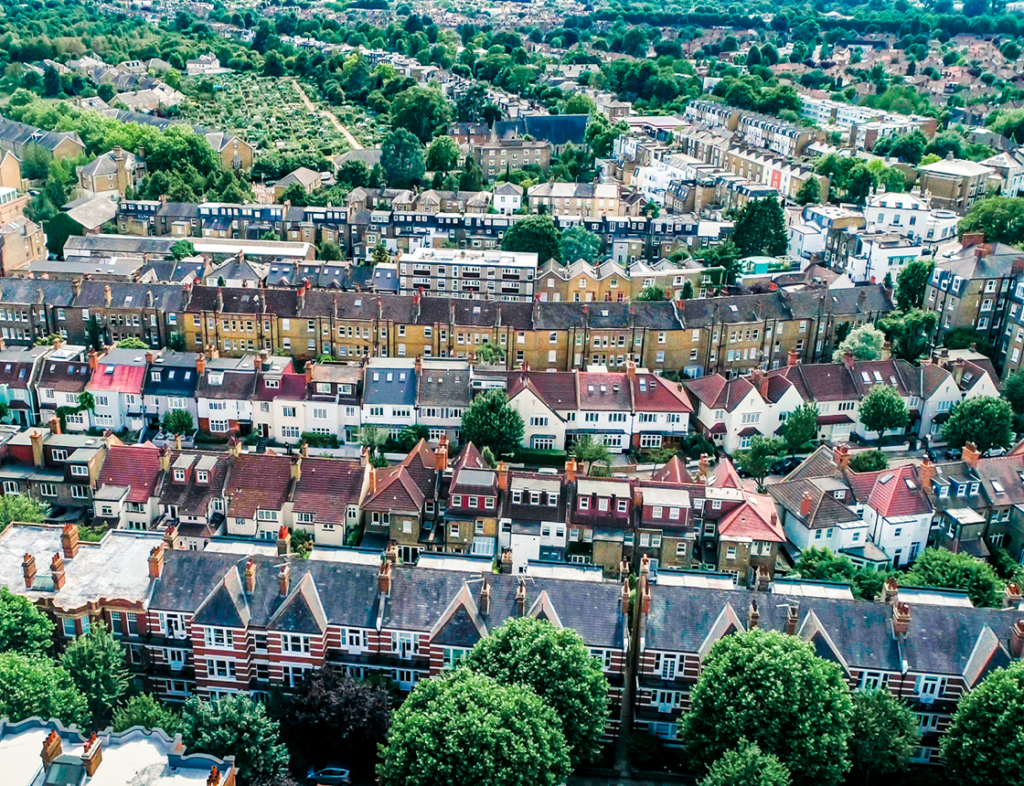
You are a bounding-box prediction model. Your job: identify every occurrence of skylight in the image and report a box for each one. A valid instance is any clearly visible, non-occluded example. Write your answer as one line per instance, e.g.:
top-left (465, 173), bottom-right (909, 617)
top-left (993, 481), bottom-right (1006, 494)
top-left (879, 473), bottom-right (893, 484)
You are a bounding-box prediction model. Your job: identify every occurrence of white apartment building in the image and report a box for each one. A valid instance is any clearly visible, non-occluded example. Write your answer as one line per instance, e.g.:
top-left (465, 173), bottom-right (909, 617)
top-left (398, 247), bottom-right (538, 302)
top-left (864, 193), bottom-right (959, 245)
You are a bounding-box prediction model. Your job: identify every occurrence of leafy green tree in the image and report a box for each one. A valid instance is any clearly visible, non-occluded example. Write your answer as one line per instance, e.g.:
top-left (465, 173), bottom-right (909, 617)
top-left (848, 450), bottom-right (888, 472)
top-left (731, 195), bottom-right (788, 258)
top-left (857, 384), bottom-right (909, 439)
top-left (902, 548), bottom-right (1004, 607)
top-left (461, 618), bottom-right (608, 767)
top-left (989, 108), bottom-right (1024, 144)
top-left (700, 740), bottom-right (792, 786)
top-left (43, 213), bottom-right (83, 259)
top-left (113, 694), bottom-right (181, 733)
top-left (378, 669), bottom-right (570, 786)
top-left (460, 390), bottom-right (524, 458)
top-left (941, 661), bottom-right (1024, 786)
top-left (391, 87), bottom-right (452, 144)
top-left (336, 160), bottom-right (370, 188)
top-left (0, 652), bottom-right (89, 726)
top-left (0, 586), bottom-right (53, 655)
top-left (878, 309), bottom-right (938, 363)
top-left (168, 332), bottom-right (187, 352)
top-left (941, 396), bottom-right (1013, 453)
top-left (501, 215), bottom-right (561, 263)
top-left (895, 260), bottom-right (935, 311)
top-left (170, 240), bottom-right (196, 261)
top-left (0, 494), bottom-right (47, 535)
top-left (162, 409), bottom-right (195, 436)
top-left (475, 343), bottom-right (505, 365)
top-left (559, 226), bottom-right (602, 264)
top-left (680, 281), bottom-right (694, 300)
top-left (683, 629), bottom-right (853, 786)
top-left (381, 129), bottom-right (425, 189)
top-left (636, 286), bottom-right (666, 301)
top-left (459, 155), bottom-right (484, 192)
top-left (455, 83), bottom-right (489, 122)
top-left (358, 425), bottom-right (389, 457)
top-left (425, 136), bottom-right (460, 174)
top-left (848, 690), bottom-right (918, 783)
top-left (116, 337), bottom-right (149, 349)
top-left (1003, 370), bottom-right (1024, 417)
top-left (845, 164), bottom-right (877, 204)
top-left (832, 324), bottom-right (885, 362)
top-left (60, 621), bottom-right (130, 726)
top-left (795, 177), bottom-right (820, 206)
top-left (180, 694), bottom-right (289, 785)
top-left (793, 547), bottom-right (893, 601)
top-left (959, 197), bottom-right (1024, 245)
top-left (371, 242), bottom-right (391, 267)
top-left (734, 435), bottom-right (785, 492)
top-left (572, 434), bottom-right (611, 476)
top-left (783, 403), bottom-right (819, 456)
top-left (396, 425), bottom-right (430, 452)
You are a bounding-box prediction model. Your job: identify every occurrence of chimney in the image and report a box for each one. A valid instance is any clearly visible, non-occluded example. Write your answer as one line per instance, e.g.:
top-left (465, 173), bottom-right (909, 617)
top-left (30, 430), bottom-right (44, 468)
top-left (244, 558), bottom-right (257, 595)
top-left (368, 465), bottom-right (377, 496)
top-left (300, 441), bottom-right (309, 459)
top-left (1014, 257), bottom-right (1024, 278)
top-left (919, 458), bottom-right (935, 487)
top-left (497, 461), bottom-right (509, 491)
top-left (148, 545), bottom-right (164, 579)
top-left (82, 733), bottom-right (102, 777)
top-left (627, 361), bottom-right (636, 380)
top-left (41, 730), bottom-right (62, 771)
top-left (414, 355), bottom-right (422, 378)
top-left (48, 416), bottom-right (61, 436)
top-left (564, 458), bottom-right (577, 483)
top-left (1005, 583), bottom-right (1023, 609)
top-left (206, 766), bottom-right (220, 786)
top-left (787, 349), bottom-right (800, 366)
top-left (800, 490), bottom-right (812, 518)
top-left (290, 455), bottom-right (302, 483)
top-left (61, 523), bottom-right (79, 560)
top-left (480, 578), bottom-right (491, 615)
top-left (277, 526), bottom-right (290, 556)
top-left (833, 443), bottom-right (850, 471)
top-left (842, 350), bottom-right (855, 369)
top-left (22, 553), bottom-right (36, 589)
top-left (145, 351), bottom-right (155, 365)
top-left (278, 564), bottom-right (291, 595)
top-left (51, 552), bottom-right (66, 591)
top-left (516, 578), bottom-right (527, 616)
top-left (436, 435), bottom-right (448, 472)
top-left (976, 243), bottom-right (992, 260)
top-left (385, 541), bottom-right (398, 566)
top-left (305, 363), bottom-right (313, 386)
top-left (378, 559), bottom-right (392, 595)
top-left (952, 358), bottom-right (965, 386)
top-left (751, 367), bottom-right (768, 399)
top-left (785, 601), bottom-right (799, 635)
top-left (962, 441), bottom-right (980, 468)
top-left (893, 601), bottom-right (911, 638)
top-left (1012, 620), bottom-right (1024, 659)
top-left (748, 598), bottom-right (759, 629)
top-left (883, 576), bottom-right (899, 604)
top-left (621, 577), bottom-right (630, 616)
top-left (500, 548), bottom-right (513, 573)
top-left (173, 433), bottom-right (182, 452)
top-left (104, 285), bottom-right (112, 308)
top-left (196, 354), bottom-right (206, 376)
top-left (699, 453), bottom-right (709, 480)
top-left (71, 278), bottom-right (82, 299)
top-left (641, 580), bottom-right (652, 615)
top-left (52, 336), bottom-right (62, 351)
top-left (163, 524), bottom-right (179, 549)
top-left (88, 350), bottom-right (98, 370)
top-left (159, 446), bottom-right (170, 473)
top-left (962, 232), bottom-right (984, 248)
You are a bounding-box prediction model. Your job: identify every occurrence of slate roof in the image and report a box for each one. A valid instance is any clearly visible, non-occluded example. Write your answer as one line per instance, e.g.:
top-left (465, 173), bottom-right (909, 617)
top-left (363, 363), bottom-right (417, 406)
top-left (0, 347), bottom-right (48, 390)
top-left (37, 357), bottom-right (92, 393)
top-left (197, 356), bottom-right (257, 400)
top-left (0, 117), bottom-right (83, 153)
top-left (416, 362), bottom-right (471, 408)
top-left (143, 353), bottom-right (201, 397)
top-left (676, 285), bottom-right (893, 328)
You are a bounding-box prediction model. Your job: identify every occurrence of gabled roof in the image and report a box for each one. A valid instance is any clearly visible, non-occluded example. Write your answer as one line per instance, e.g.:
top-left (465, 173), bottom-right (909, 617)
top-left (292, 458), bottom-right (364, 524)
top-left (428, 583), bottom-right (488, 646)
top-left (651, 454), bottom-right (693, 484)
top-left (864, 465), bottom-right (932, 517)
top-left (631, 372), bottom-right (693, 413)
top-left (225, 453), bottom-right (293, 519)
top-left (268, 572), bottom-right (328, 634)
top-left (191, 565), bottom-right (250, 628)
top-left (98, 444), bottom-right (163, 503)
top-left (507, 371), bottom-right (578, 412)
top-left (717, 493), bottom-right (785, 542)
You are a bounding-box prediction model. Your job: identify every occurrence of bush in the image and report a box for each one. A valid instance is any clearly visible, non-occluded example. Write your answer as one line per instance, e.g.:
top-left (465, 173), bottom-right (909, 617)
top-left (512, 448), bottom-right (568, 467)
top-left (290, 528), bottom-right (314, 555)
top-left (300, 431), bottom-right (340, 449)
top-left (848, 450), bottom-right (888, 472)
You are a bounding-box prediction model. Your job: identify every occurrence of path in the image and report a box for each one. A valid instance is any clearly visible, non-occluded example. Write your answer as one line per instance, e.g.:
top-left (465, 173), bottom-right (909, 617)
top-left (288, 78), bottom-right (362, 150)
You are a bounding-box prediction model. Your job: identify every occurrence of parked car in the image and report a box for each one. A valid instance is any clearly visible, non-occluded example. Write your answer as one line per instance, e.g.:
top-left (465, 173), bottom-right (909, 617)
top-left (772, 456), bottom-right (801, 476)
top-left (924, 447), bottom-right (939, 462)
top-left (307, 765), bottom-right (351, 785)
top-left (945, 447), bottom-right (962, 461)
top-left (983, 447), bottom-right (1008, 458)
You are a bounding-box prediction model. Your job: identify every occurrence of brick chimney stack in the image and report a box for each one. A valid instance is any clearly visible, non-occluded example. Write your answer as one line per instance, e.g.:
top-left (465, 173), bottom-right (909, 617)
top-left (833, 443), bottom-right (850, 471)
top-left (378, 559), bottom-right (392, 596)
top-left (22, 553), bottom-right (36, 589)
top-left (148, 544), bottom-right (164, 579)
top-left (30, 430), bottom-right (44, 469)
top-left (800, 490), bottom-right (812, 518)
top-left (500, 548), bottom-right (513, 573)
top-left (480, 578), bottom-right (491, 616)
top-left (436, 434), bottom-right (449, 472)
top-left (48, 416), bottom-right (61, 436)
top-left (82, 732), bottom-right (102, 777)
top-left (919, 458), bottom-right (935, 487)
top-left (748, 598), bottom-right (759, 629)
top-left (641, 580), bottom-right (652, 615)
top-left (164, 524), bottom-right (179, 550)
top-left (785, 601), bottom-right (799, 635)
top-left (1011, 620), bottom-right (1024, 659)
top-left (196, 354), bottom-right (206, 376)
top-left (516, 578), bottom-right (527, 616)
top-left (962, 442), bottom-right (980, 469)
top-left (564, 458), bottom-right (577, 483)
top-left (1005, 583), bottom-right (1023, 609)
top-left (277, 526), bottom-right (290, 556)
top-left (277, 564), bottom-right (290, 595)
top-left (51, 552), bottom-right (66, 591)
top-left (883, 576), bottom-right (899, 604)
top-left (787, 349), bottom-right (800, 366)
top-left (244, 559), bottom-right (257, 595)
top-left (621, 577), bottom-right (630, 616)
top-left (893, 601), bottom-right (911, 638)
top-left (497, 461), bottom-right (509, 491)
top-left (41, 730), bottom-right (62, 771)
top-left (61, 523), bottom-right (79, 560)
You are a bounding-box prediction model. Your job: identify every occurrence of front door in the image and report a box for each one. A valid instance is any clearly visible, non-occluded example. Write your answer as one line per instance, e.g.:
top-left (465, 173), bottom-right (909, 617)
top-left (259, 423), bottom-right (269, 438)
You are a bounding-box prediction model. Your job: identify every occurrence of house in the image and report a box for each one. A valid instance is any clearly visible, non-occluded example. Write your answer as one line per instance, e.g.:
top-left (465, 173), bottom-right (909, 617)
top-left (629, 366), bottom-right (693, 451)
top-left (222, 452), bottom-right (296, 541)
top-left (196, 354), bottom-right (257, 438)
top-left (156, 447), bottom-right (231, 548)
top-left (493, 182), bottom-right (523, 215)
top-left (252, 356), bottom-right (305, 443)
top-left (442, 442), bottom-right (499, 557)
top-left (0, 428), bottom-right (109, 515)
top-left (37, 349), bottom-right (93, 431)
top-left (290, 453), bottom-right (365, 546)
top-left (498, 468), bottom-right (568, 574)
top-left (916, 157), bottom-right (995, 214)
top-left (274, 167), bottom-right (323, 200)
top-left (361, 358), bottom-right (418, 438)
top-left (504, 369), bottom-right (577, 451)
top-left (0, 344), bottom-right (54, 427)
top-left (142, 351), bottom-right (202, 432)
top-left (683, 374), bottom-right (766, 455)
top-left (567, 471), bottom-right (633, 571)
top-left (574, 371), bottom-right (633, 453)
top-left (415, 358), bottom-right (469, 445)
top-left (0, 151), bottom-right (22, 191)
top-left (0, 216), bottom-right (46, 276)
top-left (76, 147), bottom-right (137, 196)
top-left (186, 54), bottom-right (221, 76)
top-left (204, 132), bottom-right (254, 171)
top-left (86, 348), bottom-right (148, 433)
top-left (527, 182), bottom-right (623, 218)
top-left (93, 442), bottom-right (165, 531)
top-left (303, 361), bottom-right (362, 444)
top-left (0, 117), bottom-right (85, 161)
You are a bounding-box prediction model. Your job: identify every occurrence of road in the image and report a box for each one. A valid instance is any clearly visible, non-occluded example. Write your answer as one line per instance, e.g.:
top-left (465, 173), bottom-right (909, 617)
top-left (288, 78), bottom-right (363, 150)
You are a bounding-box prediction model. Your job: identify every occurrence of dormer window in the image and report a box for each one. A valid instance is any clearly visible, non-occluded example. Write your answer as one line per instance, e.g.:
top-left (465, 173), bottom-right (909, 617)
top-left (512, 490), bottom-right (522, 504)
top-left (530, 491), bottom-right (540, 505)
top-left (970, 482), bottom-right (979, 495)
top-left (209, 372), bottom-right (223, 386)
top-left (151, 371), bottom-right (161, 382)
top-left (452, 495), bottom-right (462, 508)
top-left (173, 469), bottom-right (185, 482)
top-left (265, 379), bottom-right (279, 389)
top-left (70, 465), bottom-right (89, 477)
top-left (580, 497), bottom-right (589, 511)
top-left (834, 490), bottom-right (846, 500)
top-left (316, 383), bottom-right (331, 393)
top-left (197, 470), bottom-right (209, 484)
top-left (468, 496), bottom-right (478, 508)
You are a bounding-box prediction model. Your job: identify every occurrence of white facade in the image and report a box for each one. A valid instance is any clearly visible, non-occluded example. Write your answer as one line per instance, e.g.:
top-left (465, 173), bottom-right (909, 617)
top-left (864, 193), bottom-right (959, 245)
top-left (863, 503), bottom-right (931, 569)
top-left (841, 234), bottom-right (923, 284)
top-left (508, 387), bottom-right (568, 451)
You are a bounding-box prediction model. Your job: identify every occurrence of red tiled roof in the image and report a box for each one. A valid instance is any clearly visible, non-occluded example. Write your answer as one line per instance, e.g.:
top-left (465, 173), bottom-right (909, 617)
top-left (651, 454), bottom-right (693, 483)
top-left (578, 372), bottom-right (631, 411)
top-left (631, 373), bottom-right (693, 413)
top-left (866, 465), bottom-right (932, 517)
top-left (227, 453), bottom-right (293, 518)
top-left (718, 493), bottom-right (784, 542)
top-left (683, 374), bottom-right (727, 408)
top-left (737, 426), bottom-right (761, 437)
top-left (87, 363), bottom-right (145, 394)
top-left (98, 443), bottom-right (163, 503)
top-left (507, 371), bottom-right (578, 411)
top-left (711, 457), bottom-right (744, 489)
top-left (255, 372), bottom-right (307, 401)
top-left (707, 422), bottom-right (727, 434)
top-left (293, 458), bottom-right (364, 523)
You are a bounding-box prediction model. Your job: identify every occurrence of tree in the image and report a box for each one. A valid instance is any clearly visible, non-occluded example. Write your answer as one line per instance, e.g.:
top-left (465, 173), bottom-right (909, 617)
top-left (794, 547), bottom-right (893, 601)
top-left (396, 425), bottom-right (430, 452)
top-left (572, 434), bottom-right (611, 476)
top-left (782, 403), bottom-right (819, 456)
top-left (60, 621), bottom-right (130, 726)
top-left (734, 435), bottom-right (785, 492)
top-left (168, 332), bottom-right (187, 352)
top-left (795, 177), bottom-right (820, 206)
top-left (501, 215), bottom-right (561, 263)
top-left (942, 396), bottom-right (1013, 453)
top-left (0, 494), bottom-right (47, 535)
top-left (377, 669), bottom-right (570, 786)
top-left (475, 343), bottom-right (505, 365)
top-left (683, 629), bottom-right (852, 786)
top-left (559, 225), bottom-right (602, 264)
top-left (878, 309), bottom-right (938, 363)
top-left (425, 136), bottom-right (460, 174)
top-left (989, 108), bottom-right (1024, 145)
top-left (941, 661), bottom-right (1024, 786)
top-left (731, 195), bottom-right (788, 258)
top-left (336, 160), bottom-right (370, 188)
top-left (0, 585), bottom-right (54, 655)
top-left (180, 694), bottom-right (289, 786)
top-left (1004, 370), bottom-right (1024, 418)
top-left (461, 617), bottom-right (608, 767)
top-left (280, 668), bottom-right (390, 771)
top-left (116, 337), bottom-right (148, 349)
top-left (381, 129), bottom-right (425, 189)
top-left (959, 197), bottom-right (1024, 245)
top-left (680, 280), bottom-right (694, 300)
top-left (113, 693), bottom-right (180, 733)
top-left (370, 242), bottom-right (391, 267)
top-left (903, 548), bottom-right (1004, 606)
top-left (857, 384), bottom-right (909, 439)
top-left (43, 213), bottom-right (82, 259)
top-left (848, 690), bottom-right (918, 783)
top-left (848, 450), bottom-right (888, 472)
top-left (845, 164), bottom-right (877, 204)
top-left (636, 286), bottom-right (666, 301)
top-left (458, 155), bottom-right (484, 192)
top-left (162, 409), bottom-right (195, 436)
top-left (460, 390), bottom-right (524, 458)
top-left (895, 259), bottom-right (934, 311)
top-left (391, 87), bottom-right (452, 144)
top-left (700, 740), bottom-right (792, 786)
top-left (0, 652), bottom-right (89, 727)
top-left (358, 425), bottom-right (389, 457)
top-left (170, 240), bottom-right (196, 261)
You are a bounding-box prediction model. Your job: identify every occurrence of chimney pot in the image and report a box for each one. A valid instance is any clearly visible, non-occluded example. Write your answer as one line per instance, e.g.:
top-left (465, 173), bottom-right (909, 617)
top-left (148, 544), bottom-right (164, 579)
top-left (163, 524), bottom-right (179, 549)
top-left (1011, 620), bottom-right (1024, 659)
top-left (1005, 583), bottom-right (1023, 609)
top-left (277, 526), bottom-right (291, 556)
top-left (480, 578), bottom-right (491, 615)
top-left (564, 458), bottom-right (577, 483)
top-left (833, 443), bottom-right (850, 471)
top-left (748, 598), bottom-right (759, 629)
top-left (48, 416), bottom-right (61, 436)
top-left (207, 765), bottom-right (220, 786)
top-left (893, 601), bottom-right (911, 638)
top-left (884, 576), bottom-right (899, 604)
top-left (378, 559), bottom-right (393, 596)
top-left (516, 579), bottom-right (527, 616)
top-left (244, 559), bottom-right (257, 595)
top-left (61, 523), bottom-right (79, 560)
top-left (51, 552), bottom-right (66, 591)
top-left (22, 553), bottom-right (36, 589)
top-left (787, 349), bottom-right (800, 366)
top-left (41, 730), bottom-right (62, 771)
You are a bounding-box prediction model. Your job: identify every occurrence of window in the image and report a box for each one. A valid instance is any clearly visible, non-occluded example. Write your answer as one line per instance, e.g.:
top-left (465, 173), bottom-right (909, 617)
top-left (207, 659), bottom-right (237, 679)
top-left (62, 618), bottom-right (77, 638)
top-left (282, 634), bottom-right (312, 654)
top-left (38, 484), bottom-right (57, 497)
top-left (204, 628), bottom-right (234, 648)
top-left (70, 465), bottom-right (89, 477)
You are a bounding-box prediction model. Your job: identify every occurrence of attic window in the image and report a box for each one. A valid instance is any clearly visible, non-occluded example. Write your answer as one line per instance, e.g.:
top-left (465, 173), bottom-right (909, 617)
top-left (386, 373), bottom-right (393, 382)
top-left (168, 371), bottom-right (175, 379)
top-left (373, 373), bottom-right (380, 382)
top-left (105, 366), bottom-right (115, 376)
top-left (729, 305), bottom-right (738, 312)
top-left (873, 371), bottom-right (882, 382)
top-left (879, 473), bottom-right (893, 484)
top-left (905, 478), bottom-right (916, 490)
top-left (861, 372), bottom-right (870, 383)
top-left (473, 306), bottom-right (481, 314)
top-left (400, 373), bottom-right (406, 381)
top-left (3, 364), bottom-right (9, 373)
top-left (639, 380), bottom-right (646, 391)
top-left (265, 379), bottom-right (279, 389)
top-left (354, 299), bottom-right (362, 306)
top-left (993, 481), bottom-right (1006, 494)
top-left (601, 309), bottom-right (609, 316)
top-left (209, 372), bottom-right (223, 386)
top-left (184, 371), bottom-right (191, 379)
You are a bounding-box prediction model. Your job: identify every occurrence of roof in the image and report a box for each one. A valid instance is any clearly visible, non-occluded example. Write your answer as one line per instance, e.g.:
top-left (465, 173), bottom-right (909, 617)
top-left (364, 362), bottom-right (417, 406)
top-left (578, 372), bottom-right (631, 411)
top-left (717, 493), bottom-right (785, 542)
top-left (98, 444), bottom-right (164, 504)
top-left (143, 353), bottom-right (201, 397)
top-left (864, 465), bottom-right (933, 517)
top-left (631, 372), bottom-right (693, 413)
top-left (225, 453), bottom-right (294, 519)
top-left (88, 351), bottom-right (148, 394)
top-left (157, 450), bottom-right (230, 517)
top-left (507, 371), bottom-right (578, 412)
top-left (292, 458), bottom-right (364, 524)
top-left (416, 361), bottom-right (471, 408)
